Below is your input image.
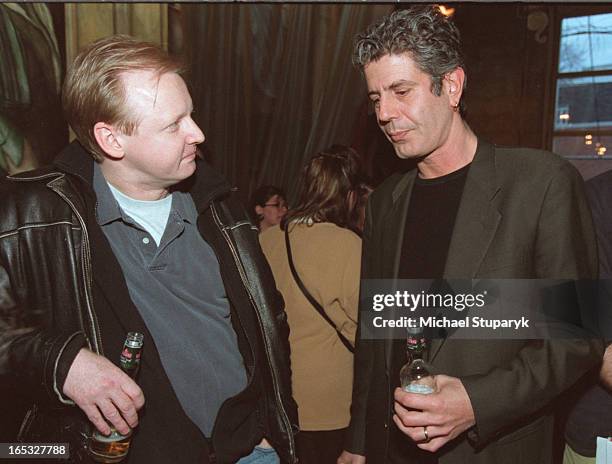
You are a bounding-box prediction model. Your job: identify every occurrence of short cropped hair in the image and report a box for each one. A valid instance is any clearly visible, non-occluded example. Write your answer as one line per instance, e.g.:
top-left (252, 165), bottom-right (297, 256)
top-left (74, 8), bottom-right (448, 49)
top-left (62, 35), bottom-right (183, 161)
top-left (250, 185), bottom-right (287, 224)
top-left (353, 5), bottom-right (467, 114)
top-left (282, 145), bottom-right (361, 230)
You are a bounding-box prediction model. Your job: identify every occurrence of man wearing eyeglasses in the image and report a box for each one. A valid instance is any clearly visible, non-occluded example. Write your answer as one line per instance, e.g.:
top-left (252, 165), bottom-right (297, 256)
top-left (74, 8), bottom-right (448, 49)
top-left (252, 185), bottom-right (289, 232)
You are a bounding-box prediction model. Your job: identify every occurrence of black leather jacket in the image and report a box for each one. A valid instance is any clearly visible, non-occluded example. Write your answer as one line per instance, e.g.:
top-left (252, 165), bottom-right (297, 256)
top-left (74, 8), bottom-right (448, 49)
top-left (0, 142), bottom-right (298, 463)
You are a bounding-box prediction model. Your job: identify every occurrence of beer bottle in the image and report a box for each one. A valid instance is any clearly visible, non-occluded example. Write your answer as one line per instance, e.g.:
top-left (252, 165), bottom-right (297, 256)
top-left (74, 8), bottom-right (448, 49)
top-left (88, 332), bottom-right (144, 463)
top-left (399, 328), bottom-right (436, 394)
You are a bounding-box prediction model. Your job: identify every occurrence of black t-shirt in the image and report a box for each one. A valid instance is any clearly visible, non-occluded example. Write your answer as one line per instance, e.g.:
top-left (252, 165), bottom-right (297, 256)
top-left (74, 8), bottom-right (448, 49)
top-left (389, 163), bottom-right (471, 464)
top-left (398, 163), bottom-right (471, 280)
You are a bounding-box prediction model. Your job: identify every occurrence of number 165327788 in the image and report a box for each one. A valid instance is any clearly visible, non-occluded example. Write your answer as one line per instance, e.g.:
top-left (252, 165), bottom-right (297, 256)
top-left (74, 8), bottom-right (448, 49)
top-left (1, 443), bottom-right (69, 459)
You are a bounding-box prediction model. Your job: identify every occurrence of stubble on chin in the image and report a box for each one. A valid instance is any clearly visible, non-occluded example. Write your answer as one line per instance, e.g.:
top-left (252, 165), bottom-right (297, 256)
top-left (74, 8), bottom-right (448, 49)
top-left (393, 143), bottom-right (416, 160)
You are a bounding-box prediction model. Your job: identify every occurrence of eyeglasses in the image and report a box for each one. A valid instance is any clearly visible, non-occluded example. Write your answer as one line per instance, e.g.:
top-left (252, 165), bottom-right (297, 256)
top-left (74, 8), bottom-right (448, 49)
top-left (264, 202), bottom-right (288, 209)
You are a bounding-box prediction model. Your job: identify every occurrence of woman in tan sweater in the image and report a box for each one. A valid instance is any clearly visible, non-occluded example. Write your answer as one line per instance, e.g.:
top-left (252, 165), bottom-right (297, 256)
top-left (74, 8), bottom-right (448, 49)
top-left (260, 146), bottom-right (362, 464)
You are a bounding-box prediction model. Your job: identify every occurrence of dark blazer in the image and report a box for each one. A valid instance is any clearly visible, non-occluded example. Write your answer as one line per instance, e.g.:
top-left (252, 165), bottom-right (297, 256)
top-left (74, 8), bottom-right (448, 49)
top-left (346, 139), bottom-right (603, 463)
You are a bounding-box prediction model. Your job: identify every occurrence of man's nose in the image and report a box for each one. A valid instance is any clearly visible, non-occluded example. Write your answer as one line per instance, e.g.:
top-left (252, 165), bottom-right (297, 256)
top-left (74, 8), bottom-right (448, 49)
top-left (186, 117), bottom-right (205, 144)
top-left (377, 96), bottom-right (398, 124)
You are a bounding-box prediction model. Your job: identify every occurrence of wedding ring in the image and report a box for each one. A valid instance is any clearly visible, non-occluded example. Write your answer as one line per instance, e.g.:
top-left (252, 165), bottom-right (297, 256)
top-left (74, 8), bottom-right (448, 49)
top-left (423, 426), bottom-right (429, 442)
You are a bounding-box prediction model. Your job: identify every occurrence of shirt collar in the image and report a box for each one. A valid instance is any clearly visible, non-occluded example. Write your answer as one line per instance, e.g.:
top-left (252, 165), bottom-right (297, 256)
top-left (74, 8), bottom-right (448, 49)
top-left (170, 190), bottom-right (197, 225)
top-left (93, 163), bottom-right (123, 226)
top-left (93, 163), bottom-right (197, 226)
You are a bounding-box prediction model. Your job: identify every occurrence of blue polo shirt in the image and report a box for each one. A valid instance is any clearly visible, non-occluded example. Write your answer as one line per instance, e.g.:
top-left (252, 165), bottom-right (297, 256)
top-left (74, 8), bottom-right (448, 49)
top-left (93, 164), bottom-right (247, 437)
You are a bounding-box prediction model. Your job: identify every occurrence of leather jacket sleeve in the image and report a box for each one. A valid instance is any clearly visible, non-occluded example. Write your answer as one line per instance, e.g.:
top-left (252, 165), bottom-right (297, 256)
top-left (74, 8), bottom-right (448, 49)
top-left (0, 257), bottom-right (85, 406)
top-left (0, 173), bottom-right (89, 409)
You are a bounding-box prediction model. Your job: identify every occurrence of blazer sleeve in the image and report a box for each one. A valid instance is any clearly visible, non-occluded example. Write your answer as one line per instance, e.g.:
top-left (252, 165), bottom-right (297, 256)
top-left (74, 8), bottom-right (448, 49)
top-left (462, 161), bottom-right (604, 446)
top-left (344, 201), bottom-right (376, 455)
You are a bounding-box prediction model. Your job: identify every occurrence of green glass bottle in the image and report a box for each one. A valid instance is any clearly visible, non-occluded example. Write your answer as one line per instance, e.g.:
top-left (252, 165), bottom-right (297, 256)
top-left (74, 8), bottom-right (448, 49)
top-left (89, 332), bottom-right (144, 463)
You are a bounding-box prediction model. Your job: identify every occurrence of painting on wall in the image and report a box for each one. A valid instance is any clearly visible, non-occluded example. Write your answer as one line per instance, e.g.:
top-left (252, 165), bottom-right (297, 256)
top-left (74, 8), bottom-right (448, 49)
top-left (0, 3), bottom-right (67, 175)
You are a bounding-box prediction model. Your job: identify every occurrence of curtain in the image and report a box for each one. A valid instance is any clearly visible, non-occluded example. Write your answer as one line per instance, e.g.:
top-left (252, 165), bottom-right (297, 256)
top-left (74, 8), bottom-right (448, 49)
top-left (184, 4), bottom-right (391, 202)
top-left (0, 3), bottom-right (64, 171)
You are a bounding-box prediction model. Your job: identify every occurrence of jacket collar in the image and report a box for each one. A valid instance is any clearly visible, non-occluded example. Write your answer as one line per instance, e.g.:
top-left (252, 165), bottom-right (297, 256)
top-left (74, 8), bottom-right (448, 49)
top-left (443, 138), bottom-right (501, 278)
top-left (389, 138), bottom-right (498, 206)
top-left (382, 138), bottom-right (502, 365)
top-left (53, 140), bottom-right (232, 212)
top-left (381, 139), bottom-right (499, 280)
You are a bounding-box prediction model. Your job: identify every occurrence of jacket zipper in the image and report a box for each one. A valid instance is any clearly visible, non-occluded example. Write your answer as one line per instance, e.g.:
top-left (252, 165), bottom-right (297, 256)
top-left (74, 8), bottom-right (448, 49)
top-left (210, 203), bottom-right (296, 462)
top-left (11, 172), bottom-right (102, 431)
top-left (50, 181), bottom-right (103, 355)
top-left (14, 171), bottom-right (102, 355)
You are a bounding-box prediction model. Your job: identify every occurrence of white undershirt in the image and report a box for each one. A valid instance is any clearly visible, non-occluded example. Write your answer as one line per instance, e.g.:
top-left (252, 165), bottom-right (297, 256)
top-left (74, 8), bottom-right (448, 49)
top-left (107, 183), bottom-right (172, 246)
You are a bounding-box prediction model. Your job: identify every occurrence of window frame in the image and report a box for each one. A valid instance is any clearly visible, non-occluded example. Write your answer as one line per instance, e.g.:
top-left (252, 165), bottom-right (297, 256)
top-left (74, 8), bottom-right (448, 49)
top-left (549, 5), bottom-right (612, 160)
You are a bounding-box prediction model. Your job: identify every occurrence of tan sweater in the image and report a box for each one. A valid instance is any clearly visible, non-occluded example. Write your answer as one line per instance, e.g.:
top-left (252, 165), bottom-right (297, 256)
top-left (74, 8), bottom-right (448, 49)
top-left (260, 222), bottom-right (361, 430)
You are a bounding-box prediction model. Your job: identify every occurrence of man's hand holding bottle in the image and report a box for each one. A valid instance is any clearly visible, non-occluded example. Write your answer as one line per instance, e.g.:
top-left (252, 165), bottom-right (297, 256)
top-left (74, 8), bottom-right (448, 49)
top-left (62, 348), bottom-right (145, 436)
top-left (393, 374), bottom-right (475, 452)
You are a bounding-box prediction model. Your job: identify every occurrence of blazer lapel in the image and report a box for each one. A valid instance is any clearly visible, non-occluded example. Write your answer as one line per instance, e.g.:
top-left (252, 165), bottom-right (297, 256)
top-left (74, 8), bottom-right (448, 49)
top-left (429, 140), bottom-right (502, 362)
top-left (382, 170), bottom-right (417, 374)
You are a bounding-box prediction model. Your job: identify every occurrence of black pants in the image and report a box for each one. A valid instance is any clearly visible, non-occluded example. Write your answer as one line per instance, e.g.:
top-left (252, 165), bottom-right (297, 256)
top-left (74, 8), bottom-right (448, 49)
top-left (296, 428), bottom-right (346, 464)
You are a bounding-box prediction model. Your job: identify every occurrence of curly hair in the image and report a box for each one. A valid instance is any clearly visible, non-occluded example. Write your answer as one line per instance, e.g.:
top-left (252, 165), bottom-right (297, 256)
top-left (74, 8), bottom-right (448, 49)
top-left (353, 5), bottom-right (467, 114)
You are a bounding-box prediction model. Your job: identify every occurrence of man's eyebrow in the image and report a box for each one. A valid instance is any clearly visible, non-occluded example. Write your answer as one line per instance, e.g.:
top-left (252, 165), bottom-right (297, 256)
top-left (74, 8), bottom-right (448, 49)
top-left (368, 79), bottom-right (418, 97)
top-left (389, 80), bottom-right (417, 90)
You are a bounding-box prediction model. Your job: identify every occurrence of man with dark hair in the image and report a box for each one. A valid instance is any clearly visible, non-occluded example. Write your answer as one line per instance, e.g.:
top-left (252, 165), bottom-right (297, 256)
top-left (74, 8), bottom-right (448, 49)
top-left (251, 185), bottom-right (288, 233)
top-left (0, 35), bottom-right (297, 464)
top-left (339, 6), bottom-right (602, 464)
top-left (563, 169), bottom-right (612, 464)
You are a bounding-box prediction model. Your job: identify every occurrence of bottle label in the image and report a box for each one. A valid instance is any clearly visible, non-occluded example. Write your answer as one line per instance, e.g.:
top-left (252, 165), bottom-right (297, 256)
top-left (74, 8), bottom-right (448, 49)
top-left (403, 384), bottom-right (434, 394)
top-left (406, 336), bottom-right (426, 354)
top-left (120, 346), bottom-right (141, 372)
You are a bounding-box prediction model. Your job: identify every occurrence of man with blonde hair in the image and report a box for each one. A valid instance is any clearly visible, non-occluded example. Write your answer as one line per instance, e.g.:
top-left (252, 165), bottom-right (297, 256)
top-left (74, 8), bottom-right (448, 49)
top-left (0, 35), bottom-right (297, 464)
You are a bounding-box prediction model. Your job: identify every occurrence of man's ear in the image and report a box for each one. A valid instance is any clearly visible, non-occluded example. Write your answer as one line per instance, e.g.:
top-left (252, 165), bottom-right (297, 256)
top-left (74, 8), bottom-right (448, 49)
top-left (255, 205), bottom-right (264, 217)
top-left (93, 122), bottom-right (125, 160)
top-left (444, 67), bottom-right (466, 108)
